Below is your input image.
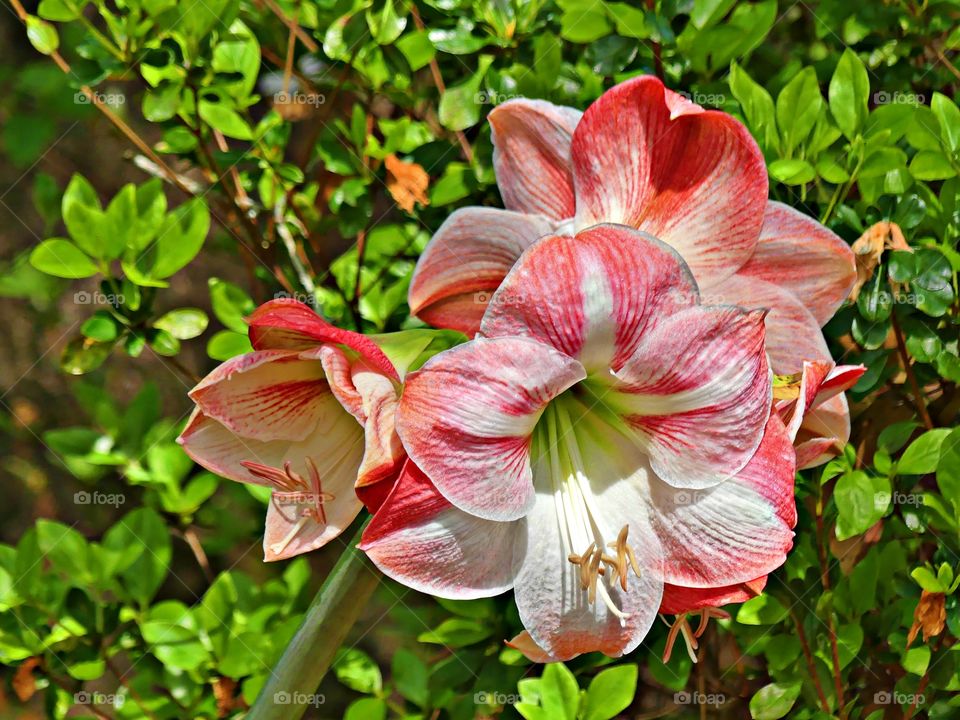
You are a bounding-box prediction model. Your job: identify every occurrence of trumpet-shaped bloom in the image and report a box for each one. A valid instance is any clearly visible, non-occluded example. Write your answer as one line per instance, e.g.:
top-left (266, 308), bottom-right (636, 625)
top-left (407, 76), bottom-right (857, 464)
top-left (362, 226), bottom-right (796, 659)
top-left (177, 300), bottom-right (408, 561)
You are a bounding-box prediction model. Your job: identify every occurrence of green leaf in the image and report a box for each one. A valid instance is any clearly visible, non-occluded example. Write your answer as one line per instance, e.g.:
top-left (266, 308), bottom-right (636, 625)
top-left (835, 470), bottom-right (889, 540)
top-left (26, 15), bottom-right (59, 55)
top-left (60, 336), bottom-right (114, 374)
top-left (209, 278), bottom-right (255, 332)
top-left (81, 312), bottom-right (120, 342)
top-left (911, 567), bottom-right (945, 593)
top-left (344, 698), bottom-right (387, 720)
top-left (62, 174), bottom-right (106, 258)
top-left (198, 100), bottom-right (253, 140)
top-left (559, 3), bottom-right (611, 43)
top-left (153, 308), bottom-right (208, 339)
top-left (438, 55), bottom-right (494, 131)
top-left (737, 594), bottom-right (788, 624)
top-left (769, 158), bottom-right (816, 185)
top-left (909, 150), bottom-right (956, 180)
top-left (749, 681), bottom-right (802, 719)
top-left (30, 239), bottom-right (98, 278)
top-left (829, 49), bottom-right (869, 139)
top-left (898, 428), bottom-right (951, 474)
top-left (583, 664), bottom-right (637, 720)
top-left (902, 645), bottom-right (931, 676)
top-left (416, 617), bottom-right (493, 647)
top-left (540, 663), bottom-right (579, 720)
top-left (206, 330), bottom-right (253, 360)
top-left (151, 199), bottom-right (210, 278)
top-left (103, 508), bottom-right (171, 605)
top-left (333, 648), bottom-right (382, 694)
top-left (936, 427), bottom-right (960, 516)
top-left (396, 31), bottom-right (435, 71)
top-left (776, 67), bottom-right (822, 154)
top-left (931, 92), bottom-right (960, 152)
top-left (729, 61), bottom-right (778, 151)
top-left (391, 648), bottom-right (428, 707)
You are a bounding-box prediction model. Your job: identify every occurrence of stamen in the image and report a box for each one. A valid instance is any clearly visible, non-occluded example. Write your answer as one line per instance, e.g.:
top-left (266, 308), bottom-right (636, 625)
top-left (661, 614), bottom-right (699, 664)
top-left (243, 457), bottom-right (336, 545)
top-left (269, 515), bottom-right (309, 556)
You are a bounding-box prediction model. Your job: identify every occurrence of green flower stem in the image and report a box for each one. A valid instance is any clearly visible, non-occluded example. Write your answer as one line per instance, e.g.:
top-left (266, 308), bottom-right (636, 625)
top-left (247, 520), bottom-right (378, 720)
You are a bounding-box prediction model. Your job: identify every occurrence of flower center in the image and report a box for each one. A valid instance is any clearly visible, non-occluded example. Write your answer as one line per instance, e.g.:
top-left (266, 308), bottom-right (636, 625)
top-left (534, 395), bottom-right (641, 623)
top-left (241, 457), bottom-right (336, 555)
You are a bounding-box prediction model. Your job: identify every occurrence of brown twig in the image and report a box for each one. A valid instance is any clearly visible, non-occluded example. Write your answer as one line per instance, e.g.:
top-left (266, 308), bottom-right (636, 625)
top-left (815, 497), bottom-right (846, 717)
top-left (933, 46), bottom-right (960, 83)
top-left (792, 610), bottom-right (831, 714)
top-left (176, 526), bottom-right (214, 582)
top-left (103, 654), bottom-right (160, 720)
top-left (258, 0), bottom-right (319, 52)
top-left (891, 309), bottom-right (935, 430)
top-left (409, 3), bottom-right (474, 163)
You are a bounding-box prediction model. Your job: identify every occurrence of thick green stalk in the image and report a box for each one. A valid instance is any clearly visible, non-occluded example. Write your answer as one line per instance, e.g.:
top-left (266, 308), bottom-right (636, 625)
top-left (247, 520), bottom-right (378, 720)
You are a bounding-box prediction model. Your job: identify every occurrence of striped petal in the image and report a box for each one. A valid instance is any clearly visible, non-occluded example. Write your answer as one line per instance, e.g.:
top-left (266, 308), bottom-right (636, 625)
top-left (704, 273), bottom-right (831, 374)
top-left (408, 207), bottom-right (556, 334)
top-left (489, 99), bottom-right (582, 220)
top-left (571, 75), bottom-right (767, 285)
top-left (188, 350), bottom-right (331, 443)
top-left (659, 578), bottom-right (767, 615)
top-left (741, 201), bottom-right (856, 325)
top-left (396, 336), bottom-right (586, 521)
top-left (247, 299), bottom-right (397, 379)
top-left (646, 414), bottom-right (796, 588)
top-left (607, 305), bottom-right (771, 488)
top-left (360, 461), bottom-right (517, 598)
top-left (480, 225), bottom-right (699, 373)
top-left (795, 394), bottom-right (851, 469)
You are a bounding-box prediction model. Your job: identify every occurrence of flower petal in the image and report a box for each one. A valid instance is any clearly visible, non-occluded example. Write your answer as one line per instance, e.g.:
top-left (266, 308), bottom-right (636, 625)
top-left (360, 461), bottom-right (518, 598)
top-left (704, 273), bottom-right (831, 374)
top-left (571, 75), bottom-right (767, 284)
top-left (646, 414), bottom-right (796, 588)
top-left (740, 201), bottom-right (856, 325)
top-left (247, 299), bottom-right (397, 379)
top-left (480, 225), bottom-right (699, 373)
top-left (608, 304), bottom-right (771, 488)
top-left (505, 631), bottom-right (559, 663)
top-left (189, 350), bottom-right (331, 443)
top-left (396, 337), bottom-right (586, 521)
top-left (659, 578), bottom-right (766, 615)
top-left (489, 99), bottom-right (582, 220)
top-left (795, 394), bottom-right (851, 469)
top-left (408, 207), bottom-right (556, 334)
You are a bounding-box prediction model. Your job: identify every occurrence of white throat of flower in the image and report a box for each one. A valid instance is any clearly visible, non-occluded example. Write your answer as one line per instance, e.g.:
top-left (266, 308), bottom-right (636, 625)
top-left (535, 395), bottom-right (642, 624)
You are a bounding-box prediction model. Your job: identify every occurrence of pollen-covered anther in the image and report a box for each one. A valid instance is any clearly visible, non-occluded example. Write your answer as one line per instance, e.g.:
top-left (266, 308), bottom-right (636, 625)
top-left (567, 529), bottom-right (640, 623)
top-left (606, 525), bottom-right (642, 591)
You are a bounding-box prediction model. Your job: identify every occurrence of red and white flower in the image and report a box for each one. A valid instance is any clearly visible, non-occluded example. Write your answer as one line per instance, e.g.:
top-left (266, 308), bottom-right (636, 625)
top-left (177, 299), bottom-right (408, 561)
top-left (362, 226), bottom-right (796, 660)
top-left (407, 76), bottom-right (857, 465)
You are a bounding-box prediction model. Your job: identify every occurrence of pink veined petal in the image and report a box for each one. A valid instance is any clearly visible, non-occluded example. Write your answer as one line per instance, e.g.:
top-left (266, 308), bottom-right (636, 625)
top-left (360, 461), bottom-right (517, 598)
top-left (659, 578), bottom-right (767, 615)
top-left (408, 207), bottom-right (557, 335)
top-left (189, 350), bottom-right (331, 443)
top-left (314, 345), bottom-right (406, 513)
top-left (571, 75), bottom-right (767, 285)
top-left (741, 201), bottom-right (856, 325)
top-left (480, 225), bottom-right (699, 373)
top-left (505, 631), bottom-right (559, 663)
top-left (814, 365), bottom-right (866, 406)
top-left (247, 299), bottom-right (398, 379)
top-left (609, 304), bottom-right (771, 488)
top-left (795, 393), bottom-right (851, 470)
top-left (777, 362), bottom-right (865, 442)
top-left (647, 414), bottom-right (796, 588)
top-left (396, 336), bottom-right (586, 521)
top-left (489, 99), bottom-right (582, 220)
top-left (703, 273), bottom-right (831, 374)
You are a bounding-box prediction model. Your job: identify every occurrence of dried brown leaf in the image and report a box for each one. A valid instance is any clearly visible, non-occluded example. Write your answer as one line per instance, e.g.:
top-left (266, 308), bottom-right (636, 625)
top-left (385, 154), bottom-right (429, 213)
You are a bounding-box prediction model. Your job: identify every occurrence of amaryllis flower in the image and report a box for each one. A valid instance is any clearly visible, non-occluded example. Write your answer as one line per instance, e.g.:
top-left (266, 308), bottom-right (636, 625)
top-left (361, 225), bottom-right (796, 660)
top-left (407, 76), bottom-right (857, 463)
top-left (177, 299), bottom-right (426, 560)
